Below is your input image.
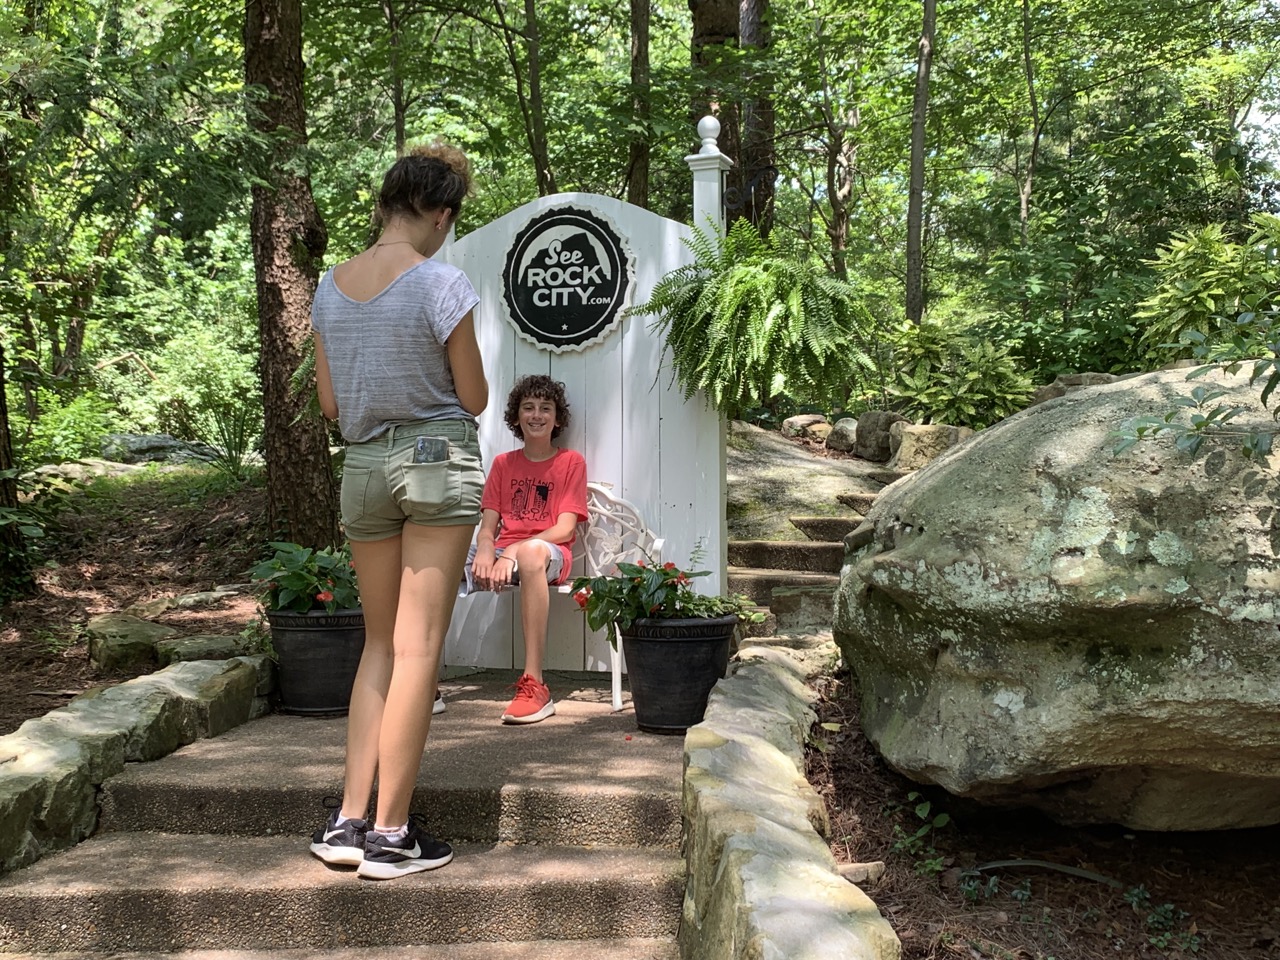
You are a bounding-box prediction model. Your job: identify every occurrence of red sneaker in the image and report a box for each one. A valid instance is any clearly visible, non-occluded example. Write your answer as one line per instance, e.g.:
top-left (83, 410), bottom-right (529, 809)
top-left (501, 674), bottom-right (555, 724)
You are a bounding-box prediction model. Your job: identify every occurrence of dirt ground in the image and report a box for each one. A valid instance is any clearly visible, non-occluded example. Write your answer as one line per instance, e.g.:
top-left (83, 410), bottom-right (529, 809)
top-left (0, 467), bottom-right (267, 737)
top-left (4, 464), bottom-right (1278, 957)
top-left (807, 669), bottom-right (1280, 960)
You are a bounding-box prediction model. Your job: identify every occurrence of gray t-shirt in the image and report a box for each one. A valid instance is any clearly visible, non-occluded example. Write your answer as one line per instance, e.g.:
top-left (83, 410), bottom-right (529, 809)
top-left (312, 259), bottom-right (481, 443)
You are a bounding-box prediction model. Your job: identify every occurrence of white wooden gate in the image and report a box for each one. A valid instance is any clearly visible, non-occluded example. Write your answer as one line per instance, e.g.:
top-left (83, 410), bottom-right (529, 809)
top-left (439, 120), bottom-right (734, 675)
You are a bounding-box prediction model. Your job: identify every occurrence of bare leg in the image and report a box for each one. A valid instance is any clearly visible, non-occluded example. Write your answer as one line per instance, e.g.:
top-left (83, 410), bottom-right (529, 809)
top-left (341, 534), bottom-right (402, 820)
top-left (507, 540), bottom-right (552, 681)
top-left (374, 522), bottom-right (474, 828)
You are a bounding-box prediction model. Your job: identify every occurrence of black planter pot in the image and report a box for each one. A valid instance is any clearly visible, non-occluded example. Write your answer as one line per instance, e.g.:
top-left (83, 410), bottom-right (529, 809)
top-left (266, 607), bottom-right (364, 716)
top-left (620, 614), bottom-right (737, 734)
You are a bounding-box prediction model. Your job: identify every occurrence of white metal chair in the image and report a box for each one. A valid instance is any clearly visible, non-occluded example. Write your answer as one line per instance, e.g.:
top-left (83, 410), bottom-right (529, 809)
top-left (561, 482), bottom-right (664, 711)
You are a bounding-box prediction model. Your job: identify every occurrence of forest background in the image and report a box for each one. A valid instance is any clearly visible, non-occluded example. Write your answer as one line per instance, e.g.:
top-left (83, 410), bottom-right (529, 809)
top-left (0, 0), bottom-right (1278, 598)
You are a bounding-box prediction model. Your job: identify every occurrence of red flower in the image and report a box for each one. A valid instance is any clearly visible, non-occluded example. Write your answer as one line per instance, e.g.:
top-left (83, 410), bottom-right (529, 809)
top-left (636, 559), bottom-right (646, 567)
top-left (677, 573), bottom-right (689, 584)
top-left (663, 561), bottom-right (677, 571)
top-left (573, 589), bottom-right (590, 609)
top-left (316, 590), bottom-right (334, 602)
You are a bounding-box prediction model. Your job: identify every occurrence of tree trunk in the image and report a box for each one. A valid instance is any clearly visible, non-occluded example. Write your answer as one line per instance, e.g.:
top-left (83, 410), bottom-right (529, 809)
top-left (737, 0), bottom-right (775, 235)
top-left (689, 0), bottom-right (739, 224)
top-left (245, 0), bottom-right (339, 548)
top-left (905, 0), bottom-right (936, 325)
top-left (494, 0), bottom-right (557, 195)
top-left (625, 0), bottom-right (649, 208)
top-left (382, 0), bottom-right (407, 154)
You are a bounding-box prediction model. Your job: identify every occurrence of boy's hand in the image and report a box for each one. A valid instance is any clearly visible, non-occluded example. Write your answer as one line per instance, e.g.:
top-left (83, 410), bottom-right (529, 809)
top-left (473, 549), bottom-right (515, 592)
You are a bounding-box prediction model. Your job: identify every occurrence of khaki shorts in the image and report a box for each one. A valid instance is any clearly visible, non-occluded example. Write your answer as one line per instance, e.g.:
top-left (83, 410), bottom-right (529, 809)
top-left (341, 418), bottom-right (484, 541)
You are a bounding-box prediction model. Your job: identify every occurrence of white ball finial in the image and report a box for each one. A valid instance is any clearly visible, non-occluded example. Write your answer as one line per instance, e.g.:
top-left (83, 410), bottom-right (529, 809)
top-left (697, 115), bottom-right (721, 155)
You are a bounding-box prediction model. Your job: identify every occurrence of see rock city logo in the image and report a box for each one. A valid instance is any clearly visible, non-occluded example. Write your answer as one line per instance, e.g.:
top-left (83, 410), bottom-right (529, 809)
top-left (501, 205), bottom-right (635, 353)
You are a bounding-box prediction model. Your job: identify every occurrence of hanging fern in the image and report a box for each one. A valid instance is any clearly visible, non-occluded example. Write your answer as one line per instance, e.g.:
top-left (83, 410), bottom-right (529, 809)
top-left (630, 219), bottom-right (880, 418)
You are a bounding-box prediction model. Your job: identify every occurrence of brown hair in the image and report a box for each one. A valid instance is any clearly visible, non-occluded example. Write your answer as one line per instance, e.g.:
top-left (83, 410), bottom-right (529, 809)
top-left (504, 375), bottom-right (571, 440)
top-left (376, 142), bottom-right (472, 226)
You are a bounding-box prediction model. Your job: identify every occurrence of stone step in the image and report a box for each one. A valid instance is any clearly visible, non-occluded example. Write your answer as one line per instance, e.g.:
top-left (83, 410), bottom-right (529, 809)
top-left (0, 833), bottom-right (683, 953)
top-left (98, 690), bottom-right (683, 849)
top-left (788, 515), bottom-right (862, 542)
top-left (739, 604), bottom-right (778, 639)
top-left (1, 942), bottom-right (680, 960)
top-left (727, 540), bottom-right (843, 574)
top-left (726, 567), bottom-right (840, 607)
top-left (836, 492), bottom-right (879, 514)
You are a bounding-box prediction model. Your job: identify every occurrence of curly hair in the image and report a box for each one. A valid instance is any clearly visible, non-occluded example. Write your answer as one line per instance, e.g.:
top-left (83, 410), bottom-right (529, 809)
top-left (375, 141), bottom-right (473, 227)
top-left (503, 375), bottom-right (571, 440)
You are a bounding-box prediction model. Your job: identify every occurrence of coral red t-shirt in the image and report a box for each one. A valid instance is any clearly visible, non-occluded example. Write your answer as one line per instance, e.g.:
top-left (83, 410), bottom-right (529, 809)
top-left (481, 448), bottom-right (588, 583)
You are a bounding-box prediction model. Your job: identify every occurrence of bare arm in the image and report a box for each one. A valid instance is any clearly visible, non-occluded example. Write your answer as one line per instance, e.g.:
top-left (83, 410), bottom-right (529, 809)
top-left (314, 333), bottom-right (338, 421)
top-left (472, 508), bottom-right (503, 590)
top-left (446, 312), bottom-right (488, 415)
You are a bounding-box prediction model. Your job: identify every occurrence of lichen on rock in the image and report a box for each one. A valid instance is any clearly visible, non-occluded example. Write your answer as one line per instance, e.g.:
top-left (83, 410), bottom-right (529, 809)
top-left (833, 366), bottom-right (1280, 830)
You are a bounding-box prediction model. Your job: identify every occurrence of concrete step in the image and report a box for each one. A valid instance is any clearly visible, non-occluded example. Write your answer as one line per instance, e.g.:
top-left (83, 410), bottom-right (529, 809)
top-left (0, 942), bottom-right (680, 960)
top-left (99, 679), bottom-right (683, 849)
top-left (727, 567), bottom-right (840, 607)
top-left (0, 833), bottom-right (683, 953)
top-left (788, 515), bottom-right (862, 542)
top-left (727, 540), bottom-right (843, 574)
top-left (836, 492), bottom-right (879, 514)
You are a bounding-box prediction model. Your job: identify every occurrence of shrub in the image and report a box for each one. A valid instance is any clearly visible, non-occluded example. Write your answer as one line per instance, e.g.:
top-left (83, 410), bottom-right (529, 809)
top-left (886, 319), bottom-right (1034, 428)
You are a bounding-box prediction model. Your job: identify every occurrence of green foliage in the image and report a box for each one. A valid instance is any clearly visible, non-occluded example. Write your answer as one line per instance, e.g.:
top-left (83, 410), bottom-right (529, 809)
top-left (885, 319), bottom-right (1034, 428)
top-left (571, 555), bottom-right (763, 650)
top-left (247, 541), bottom-right (360, 614)
top-left (631, 219), bottom-right (881, 419)
top-left (891, 790), bottom-right (951, 876)
top-left (1123, 885), bottom-right (1202, 954)
top-left (16, 389), bottom-right (121, 466)
top-left (1134, 214), bottom-right (1280, 362)
top-left (1114, 303), bottom-right (1280, 461)
top-left (0, 467), bottom-right (84, 601)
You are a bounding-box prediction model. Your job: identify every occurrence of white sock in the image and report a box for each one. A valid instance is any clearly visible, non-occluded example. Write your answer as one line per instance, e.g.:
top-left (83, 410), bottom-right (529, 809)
top-left (374, 823), bottom-right (409, 842)
top-left (334, 813), bottom-right (350, 826)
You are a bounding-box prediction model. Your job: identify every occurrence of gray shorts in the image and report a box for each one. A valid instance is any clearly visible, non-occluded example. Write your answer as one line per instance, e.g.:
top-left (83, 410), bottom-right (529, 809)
top-left (341, 419), bottom-right (484, 541)
top-left (461, 539), bottom-right (564, 595)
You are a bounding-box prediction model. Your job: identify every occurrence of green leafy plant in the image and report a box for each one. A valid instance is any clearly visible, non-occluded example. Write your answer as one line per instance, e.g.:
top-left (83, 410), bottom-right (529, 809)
top-left (1113, 302), bottom-right (1279, 461)
top-left (1134, 214), bottom-right (1280, 363)
top-left (891, 790), bottom-right (952, 875)
top-left (571, 555), bottom-right (764, 650)
top-left (247, 541), bottom-right (359, 614)
top-left (630, 218), bottom-right (880, 419)
top-left (885, 318), bottom-right (1034, 429)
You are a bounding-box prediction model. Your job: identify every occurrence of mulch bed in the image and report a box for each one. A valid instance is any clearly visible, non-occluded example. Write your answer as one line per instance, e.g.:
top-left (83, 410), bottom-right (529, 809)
top-left (806, 669), bottom-right (1280, 960)
top-left (0, 471), bottom-right (267, 737)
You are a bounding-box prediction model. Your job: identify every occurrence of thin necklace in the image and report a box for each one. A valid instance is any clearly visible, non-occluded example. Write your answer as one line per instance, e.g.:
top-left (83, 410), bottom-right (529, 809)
top-left (374, 240), bottom-right (418, 251)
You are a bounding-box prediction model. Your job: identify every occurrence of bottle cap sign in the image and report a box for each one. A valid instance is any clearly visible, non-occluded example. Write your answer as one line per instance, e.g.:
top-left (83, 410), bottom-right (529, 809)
top-left (501, 205), bottom-right (635, 353)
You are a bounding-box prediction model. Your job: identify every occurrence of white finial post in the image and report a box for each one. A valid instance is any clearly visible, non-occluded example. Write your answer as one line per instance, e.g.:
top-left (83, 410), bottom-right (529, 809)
top-left (685, 115), bottom-right (734, 235)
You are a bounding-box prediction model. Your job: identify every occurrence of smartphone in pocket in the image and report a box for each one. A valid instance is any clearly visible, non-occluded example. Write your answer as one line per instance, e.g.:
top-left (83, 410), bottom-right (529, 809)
top-left (413, 436), bottom-right (451, 463)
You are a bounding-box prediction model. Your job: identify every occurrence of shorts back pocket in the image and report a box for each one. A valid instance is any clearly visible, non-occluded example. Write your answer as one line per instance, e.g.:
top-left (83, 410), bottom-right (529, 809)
top-left (389, 459), bottom-right (462, 516)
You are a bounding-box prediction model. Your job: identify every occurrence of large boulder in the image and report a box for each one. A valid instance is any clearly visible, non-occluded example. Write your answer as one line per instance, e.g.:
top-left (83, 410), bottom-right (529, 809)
top-left (854, 411), bottom-right (910, 462)
top-left (833, 366), bottom-right (1280, 831)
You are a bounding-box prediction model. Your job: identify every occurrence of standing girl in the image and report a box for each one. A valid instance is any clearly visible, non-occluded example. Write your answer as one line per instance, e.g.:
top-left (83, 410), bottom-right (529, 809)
top-left (308, 143), bottom-right (487, 880)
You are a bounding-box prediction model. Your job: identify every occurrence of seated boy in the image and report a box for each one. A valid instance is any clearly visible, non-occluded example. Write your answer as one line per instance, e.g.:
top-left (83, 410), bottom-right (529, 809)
top-left (470, 375), bottom-right (587, 724)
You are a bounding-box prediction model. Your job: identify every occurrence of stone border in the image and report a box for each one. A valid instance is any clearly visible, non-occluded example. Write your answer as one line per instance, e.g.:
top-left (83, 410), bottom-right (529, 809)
top-left (0, 656), bottom-right (274, 874)
top-left (681, 636), bottom-right (900, 960)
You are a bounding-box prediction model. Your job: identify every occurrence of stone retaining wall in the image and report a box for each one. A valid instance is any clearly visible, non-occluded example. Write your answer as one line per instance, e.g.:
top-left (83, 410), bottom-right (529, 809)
top-left (0, 656), bottom-right (273, 873)
top-left (681, 637), bottom-right (900, 960)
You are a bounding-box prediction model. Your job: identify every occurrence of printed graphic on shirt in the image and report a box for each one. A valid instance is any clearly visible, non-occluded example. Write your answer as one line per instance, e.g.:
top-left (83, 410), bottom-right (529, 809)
top-left (509, 478), bottom-right (555, 523)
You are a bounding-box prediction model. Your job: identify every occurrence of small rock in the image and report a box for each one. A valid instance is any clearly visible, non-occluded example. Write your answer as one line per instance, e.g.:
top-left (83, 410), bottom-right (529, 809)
top-left (837, 860), bottom-right (886, 884)
top-left (781, 414), bottom-right (828, 438)
top-left (826, 418), bottom-right (858, 452)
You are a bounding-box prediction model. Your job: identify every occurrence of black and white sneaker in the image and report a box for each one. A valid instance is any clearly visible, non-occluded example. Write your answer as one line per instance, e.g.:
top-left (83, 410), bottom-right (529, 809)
top-left (356, 813), bottom-right (453, 880)
top-left (309, 800), bottom-right (367, 867)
